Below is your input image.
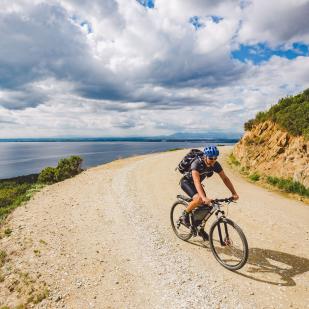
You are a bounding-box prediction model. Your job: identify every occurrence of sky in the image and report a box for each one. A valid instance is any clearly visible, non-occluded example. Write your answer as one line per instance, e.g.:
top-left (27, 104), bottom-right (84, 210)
top-left (0, 0), bottom-right (309, 138)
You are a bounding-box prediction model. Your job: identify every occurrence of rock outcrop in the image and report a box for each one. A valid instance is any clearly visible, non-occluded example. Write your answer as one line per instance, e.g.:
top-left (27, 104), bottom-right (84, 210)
top-left (233, 121), bottom-right (309, 187)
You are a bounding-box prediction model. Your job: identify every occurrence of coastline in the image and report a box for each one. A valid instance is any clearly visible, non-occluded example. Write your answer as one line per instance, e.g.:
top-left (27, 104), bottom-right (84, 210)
top-left (1, 146), bottom-right (308, 308)
top-left (0, 144), bottom-right (232, 181)
top-left (0, 140), bottom-right (235, 180)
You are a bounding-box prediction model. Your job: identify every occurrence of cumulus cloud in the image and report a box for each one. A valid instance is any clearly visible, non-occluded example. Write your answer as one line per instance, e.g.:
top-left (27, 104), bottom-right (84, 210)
top-left (0, 0), bottom-right (308, 137)
top-left (238, 0), bottom-right (309, 46)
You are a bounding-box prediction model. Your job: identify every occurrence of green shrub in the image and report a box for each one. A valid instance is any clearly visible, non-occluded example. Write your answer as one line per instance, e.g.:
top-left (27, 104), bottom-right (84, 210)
top-left (303, 127), bottom-right (309, 141)
top-left (267, 176), bottom-right (309, 197)
top-left (4, 228), bottom-right (12, 236)
top-left (33, 288), bottom-right (49, 304)
top-left (38, 167), bottom-right (58, 184)
top-left (38, 156), bottom-right (83, 184)
top-left (55, 156), bottom-right (83, 181)
top-left (0, 250), bottom-right (7, 267)
top-left (0, 188), bottom-right (19, 208)
top-left (166, 148), bottom-right (183, 152)
top-left (249, 172), bottom-right (260, 182)
top-left (240, 167), bottom-right (250, 175)
top-left (0, 184), bottom-right (31, 208)
top-left (0, 177), bottom-right (38, 223)
top-left (244, 119), bottom-right (255, 131)
top-left (267, 176), bottom-right (279, 186)
top-left (0, 188), bottom-right (34, 223)
top-left (228, 153), bottom-right (240, 166)
top-left (243, 89), bottom-right (309, 138)
top-left (255, 111), bottom-right (268, 123)
top-left (304, 88), bottom-right (309, 100)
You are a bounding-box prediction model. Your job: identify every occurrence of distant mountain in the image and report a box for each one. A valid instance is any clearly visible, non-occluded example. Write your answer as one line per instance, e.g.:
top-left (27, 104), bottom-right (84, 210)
top-left (167, 132), bottom-right (242, 139)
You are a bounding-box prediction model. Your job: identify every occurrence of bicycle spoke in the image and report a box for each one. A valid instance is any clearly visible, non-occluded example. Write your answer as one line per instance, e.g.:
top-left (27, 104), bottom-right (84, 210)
top-left (170, 201), bottom-right (192, 241)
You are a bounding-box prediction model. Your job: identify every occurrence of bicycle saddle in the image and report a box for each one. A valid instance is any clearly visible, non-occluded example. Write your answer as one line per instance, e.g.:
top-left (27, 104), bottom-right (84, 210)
top-left (177, 195), bottom-right (192, 202)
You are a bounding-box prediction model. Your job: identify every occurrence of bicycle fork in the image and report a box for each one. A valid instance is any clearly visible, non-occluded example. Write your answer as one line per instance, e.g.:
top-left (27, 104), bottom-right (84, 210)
top-left (215, 211), bottom-right (230, 246)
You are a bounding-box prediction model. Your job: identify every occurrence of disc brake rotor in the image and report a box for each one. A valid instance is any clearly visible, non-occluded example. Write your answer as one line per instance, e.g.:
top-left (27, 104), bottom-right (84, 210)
top-left (224, 237), bottom-right (233, 246)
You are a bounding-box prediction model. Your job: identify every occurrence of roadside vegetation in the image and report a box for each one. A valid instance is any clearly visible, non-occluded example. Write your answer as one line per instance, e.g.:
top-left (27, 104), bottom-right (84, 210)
top-left (166, 148), bottom-right (184, 152)
top-left (0, 265), bottom-right (50, 307)
top-left (266, 176), bottom-right (309, 197)
top-left (228, 153), bottom-right (241, 167)
top-left (227, 153), bottom-right (309, 199)
top-left (244, 88), bottom-right (309, 139)
top-left (38, 155), bottom-right (83, 184)
top-left (0, 175), bottom-right (41, 224)
top-left (0, 156), bottom-right (83, 223)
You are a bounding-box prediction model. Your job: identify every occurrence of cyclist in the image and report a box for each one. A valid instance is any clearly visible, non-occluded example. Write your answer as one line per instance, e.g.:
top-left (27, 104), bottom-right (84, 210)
top-left (179, 146), bottom-right (239, 238)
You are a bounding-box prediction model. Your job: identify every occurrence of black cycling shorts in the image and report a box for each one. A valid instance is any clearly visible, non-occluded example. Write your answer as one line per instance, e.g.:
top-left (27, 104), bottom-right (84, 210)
top-left (180, 178), bottom-right (198, 198)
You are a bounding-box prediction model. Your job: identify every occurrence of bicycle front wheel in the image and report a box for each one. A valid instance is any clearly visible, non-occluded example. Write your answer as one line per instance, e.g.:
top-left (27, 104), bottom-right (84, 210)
top-left (209, 218), bottom-right (248, 270)
top-left (170, 200), bottom-right (193, 241)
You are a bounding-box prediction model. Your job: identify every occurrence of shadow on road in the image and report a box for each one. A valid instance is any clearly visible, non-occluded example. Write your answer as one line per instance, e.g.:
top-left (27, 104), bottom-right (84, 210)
top-left (236, 247), bottom-right (309, 286)
top-left (188, 238), bottom-right (309, 286)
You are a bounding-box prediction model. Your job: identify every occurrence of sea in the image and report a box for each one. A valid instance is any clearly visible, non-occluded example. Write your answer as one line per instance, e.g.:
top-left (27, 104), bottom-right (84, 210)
top-left (0, 139), bottom-right (237, 179)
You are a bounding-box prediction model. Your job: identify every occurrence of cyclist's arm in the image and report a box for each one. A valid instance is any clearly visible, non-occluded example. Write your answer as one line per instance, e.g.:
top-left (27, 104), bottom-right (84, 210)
top-left (218, 170), bottom-right (239, 200)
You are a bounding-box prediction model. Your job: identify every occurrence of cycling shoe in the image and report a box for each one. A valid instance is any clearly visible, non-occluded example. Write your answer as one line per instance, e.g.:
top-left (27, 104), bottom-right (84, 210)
top-left (198, 229), bottom-right (209, 241)
top-left (179, 211), bottom-right (190, 227)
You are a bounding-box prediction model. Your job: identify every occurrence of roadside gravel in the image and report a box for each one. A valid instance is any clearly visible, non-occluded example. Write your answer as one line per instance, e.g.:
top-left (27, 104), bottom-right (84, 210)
top-left (0, 147), bottom-right (308, 308)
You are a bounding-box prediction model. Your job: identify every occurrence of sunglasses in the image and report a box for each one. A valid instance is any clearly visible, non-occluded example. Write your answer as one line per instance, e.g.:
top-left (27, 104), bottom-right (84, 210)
top-left (207, 157), bottom-right (217, 161)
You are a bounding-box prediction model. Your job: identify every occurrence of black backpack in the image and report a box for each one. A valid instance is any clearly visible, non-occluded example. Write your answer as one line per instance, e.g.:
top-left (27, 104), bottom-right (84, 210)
top-left (176, 149), bottom-right (204, 174)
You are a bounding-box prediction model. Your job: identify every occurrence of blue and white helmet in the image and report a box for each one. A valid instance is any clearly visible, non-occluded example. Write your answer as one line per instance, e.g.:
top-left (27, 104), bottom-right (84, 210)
top-left (203, 146), bottom-right (219, 157)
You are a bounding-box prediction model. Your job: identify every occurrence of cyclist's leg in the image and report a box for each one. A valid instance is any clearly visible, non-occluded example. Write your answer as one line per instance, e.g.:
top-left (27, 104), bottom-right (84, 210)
top-left (186, 194), bottom-right (202, 212)
top-left (180, 179), bottom-right (209, 239)
top-left (180, 179), bottom-right (202, 212)
top-left (187, 194), bottom-right (209, 240)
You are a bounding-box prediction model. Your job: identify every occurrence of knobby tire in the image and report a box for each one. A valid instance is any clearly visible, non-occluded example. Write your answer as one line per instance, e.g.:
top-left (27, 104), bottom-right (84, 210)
top-left (170, 200), bottom-right (193, 241)
top-left (209, 218), bottom-right (248, 270)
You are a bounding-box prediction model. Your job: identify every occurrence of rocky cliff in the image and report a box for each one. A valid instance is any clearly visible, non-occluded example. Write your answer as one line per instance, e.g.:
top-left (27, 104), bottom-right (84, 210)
top-left (233, 120), bottom-right (309, 187)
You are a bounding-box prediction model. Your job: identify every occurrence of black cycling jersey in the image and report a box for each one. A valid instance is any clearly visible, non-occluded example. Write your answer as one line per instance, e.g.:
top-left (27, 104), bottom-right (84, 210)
top-left (182, 158), bottom-right (223, 182)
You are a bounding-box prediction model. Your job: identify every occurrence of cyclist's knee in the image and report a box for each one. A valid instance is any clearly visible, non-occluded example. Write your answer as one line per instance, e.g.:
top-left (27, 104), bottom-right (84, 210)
top-left (193, 194), bottom-right (202, 204)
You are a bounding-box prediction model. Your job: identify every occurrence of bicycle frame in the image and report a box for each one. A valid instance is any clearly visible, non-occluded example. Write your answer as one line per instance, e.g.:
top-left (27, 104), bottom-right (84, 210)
top-left (188, 199), bottom-right (231, 244)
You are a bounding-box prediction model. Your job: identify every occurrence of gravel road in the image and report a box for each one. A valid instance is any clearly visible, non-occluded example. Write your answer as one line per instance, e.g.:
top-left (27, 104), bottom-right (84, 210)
top-left (1, 146), bottom-right (308, 308)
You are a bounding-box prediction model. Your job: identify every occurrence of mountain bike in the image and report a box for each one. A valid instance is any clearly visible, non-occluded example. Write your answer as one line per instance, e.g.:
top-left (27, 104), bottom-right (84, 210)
top-left (170, 195), bottom-right (248, 271)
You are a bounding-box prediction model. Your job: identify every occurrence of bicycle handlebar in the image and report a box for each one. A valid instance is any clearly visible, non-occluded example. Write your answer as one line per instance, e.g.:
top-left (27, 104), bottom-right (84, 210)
top-left (212, 197), bottom-right (234, 204)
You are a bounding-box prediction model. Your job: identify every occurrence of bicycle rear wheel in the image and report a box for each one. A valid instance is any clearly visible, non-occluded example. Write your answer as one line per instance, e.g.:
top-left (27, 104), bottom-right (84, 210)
top-left (209, 218), bottom-right (248, 270)
top-left (170, 200), bottom-right (193, 241)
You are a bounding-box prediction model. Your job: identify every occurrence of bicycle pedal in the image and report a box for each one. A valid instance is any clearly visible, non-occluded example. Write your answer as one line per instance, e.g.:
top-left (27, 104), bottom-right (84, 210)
top-left (190, 227), bottom-right (197, 236)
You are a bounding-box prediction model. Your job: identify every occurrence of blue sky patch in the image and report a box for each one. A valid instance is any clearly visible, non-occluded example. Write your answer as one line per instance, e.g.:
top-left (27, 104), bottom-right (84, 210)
top-left (189, 15), bottom-right (223, 30)
top-left (231, 42), bottom-right (309, 64)
top-left (80, 21), bottom-right (93, 34)
top-left (136, 0), bottom-right (154, 9)
top-left (211, 16), bottom-right (223, 24)
top-left (189, 16), bottom-right (205, 30)
top-left (70, 15), bottom-right (93, 33)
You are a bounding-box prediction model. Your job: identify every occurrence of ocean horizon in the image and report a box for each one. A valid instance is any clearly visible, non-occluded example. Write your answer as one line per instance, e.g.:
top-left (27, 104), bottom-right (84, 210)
top-left (0, 140), bottom-right (236, 180)
top-left (0, 137), bottom-right (239, 143)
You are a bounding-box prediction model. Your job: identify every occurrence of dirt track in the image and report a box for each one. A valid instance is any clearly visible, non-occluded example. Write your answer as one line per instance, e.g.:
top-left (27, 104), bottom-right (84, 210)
top-left (1, 146), bottom-right (309, 308)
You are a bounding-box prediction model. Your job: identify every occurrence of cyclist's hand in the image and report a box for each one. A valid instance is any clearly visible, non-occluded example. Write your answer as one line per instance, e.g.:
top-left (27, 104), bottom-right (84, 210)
top-left (202, 197), bottom-right (212, 206)
top-left (232, 193), bottom-right (239, 201)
